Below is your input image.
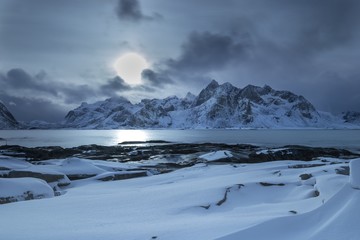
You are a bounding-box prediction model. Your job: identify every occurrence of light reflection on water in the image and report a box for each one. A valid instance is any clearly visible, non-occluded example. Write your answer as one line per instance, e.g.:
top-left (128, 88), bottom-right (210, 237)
top-left (112, 130), bottom-right (149, 143)
top-left (0, 129), bottom-right (359, 148)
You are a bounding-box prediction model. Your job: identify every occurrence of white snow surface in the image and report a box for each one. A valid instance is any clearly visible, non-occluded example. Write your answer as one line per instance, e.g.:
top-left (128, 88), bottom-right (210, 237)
top-left (0, 178), bottom-right (54, 199)
top-left (199, 150), bottom-right (233, 161)
top-left (350, 158), bottom-right (360, 189)
top-left (0, 156), bottom-right (32, 169)
top-left (57, 157), bottom-right (106, 175)
top-left (0, 157), bottom-right (356, 240)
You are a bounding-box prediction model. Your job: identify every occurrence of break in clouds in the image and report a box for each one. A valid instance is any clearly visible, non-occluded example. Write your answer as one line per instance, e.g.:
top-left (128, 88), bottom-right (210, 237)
top-left (0, 0), bottom-right (359, 121)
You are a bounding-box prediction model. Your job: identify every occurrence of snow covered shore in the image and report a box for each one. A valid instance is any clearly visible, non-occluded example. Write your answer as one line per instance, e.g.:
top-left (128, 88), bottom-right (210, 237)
top-left (0, 143), bottom-right (359, 239)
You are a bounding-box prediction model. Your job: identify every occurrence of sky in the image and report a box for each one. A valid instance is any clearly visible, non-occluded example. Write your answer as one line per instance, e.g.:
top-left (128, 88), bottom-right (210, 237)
top-left (0, 0), bottom-right (359, 122)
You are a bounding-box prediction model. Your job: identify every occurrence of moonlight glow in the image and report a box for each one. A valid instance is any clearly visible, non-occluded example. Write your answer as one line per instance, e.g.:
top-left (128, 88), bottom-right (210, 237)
top-left (114, 52), bottom-right (149, 85)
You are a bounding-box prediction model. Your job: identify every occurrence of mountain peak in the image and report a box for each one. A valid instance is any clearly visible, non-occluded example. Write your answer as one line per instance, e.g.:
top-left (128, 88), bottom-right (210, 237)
top-left (207, 79), bottom-right (219, 89)
top-left (240, 85), bottom-right (264, 103)
top-left (194, 80), bottom-right (221, 106)
top-left (105, 96), bottom-right (130, 103)
top-left (184, 92), bottom-right (196, 101)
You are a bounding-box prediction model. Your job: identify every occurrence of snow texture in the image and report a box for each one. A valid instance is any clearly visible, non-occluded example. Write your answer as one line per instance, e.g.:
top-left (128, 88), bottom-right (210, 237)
top-left (350, 158), bottom-right (360, 189)
top-left (199, 150), bottom-right (233, 161)
top-left (0, 155), bottom-right (356, 240)
top-left (0, 178), bottom-right (54, 203)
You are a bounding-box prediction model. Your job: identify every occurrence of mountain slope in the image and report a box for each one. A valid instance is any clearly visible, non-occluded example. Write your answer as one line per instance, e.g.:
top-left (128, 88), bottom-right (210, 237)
top-left (342, 111), bottom-right (360, 125)
top-left (0, 101), bottom-right (19, 129)
top-left (63, 81), bottom-right (358, 129)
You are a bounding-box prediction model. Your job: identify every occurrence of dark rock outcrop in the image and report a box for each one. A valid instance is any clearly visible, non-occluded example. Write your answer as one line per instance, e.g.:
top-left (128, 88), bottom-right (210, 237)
top-left (0, 101), bottom-right (19, 129)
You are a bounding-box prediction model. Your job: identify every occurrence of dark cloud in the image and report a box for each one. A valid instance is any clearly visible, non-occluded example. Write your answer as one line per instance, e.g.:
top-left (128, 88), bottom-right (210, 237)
top-left (250, 0), bottom-right (360, 65)
top-left (0, 93), bottom-right (67, 122)
top-left (115, 0), bottom-right (161, 22)
top-left (61, 85), bottom-right (97, 104)
top-left (100, 76), bottom-right (131, 96)
top-left (0, 0), bottom-right (124, 81)
top-left (303, 72), bottom-right (360, 113)
top-left (143, 0), bottom-right (360, 112)
top-left (140, 31), bottom-right (251, 89)
top-left (283, 0), bottom-right (358, 52)
top-left (0, 68), bottom-right (102, 121)
top-left (0, 68), bottom-right (97, 104)
top-left (231, 0), bottom-right (360, 113)
top-left (5, 68), bottom-right (58, 96)
top-left (167, 31), bottom-right (250, 73)
top-left (141, 69), bottom-right (173, 87)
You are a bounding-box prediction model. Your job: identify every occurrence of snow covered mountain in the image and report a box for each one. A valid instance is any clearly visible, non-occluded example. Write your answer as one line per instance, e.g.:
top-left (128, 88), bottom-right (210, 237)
top-left (0, 101), bottom-right (19, 129)
top-left (342, 111), bottom-right (360, 125)
top-left (63, 80), bottom-right (357, 129)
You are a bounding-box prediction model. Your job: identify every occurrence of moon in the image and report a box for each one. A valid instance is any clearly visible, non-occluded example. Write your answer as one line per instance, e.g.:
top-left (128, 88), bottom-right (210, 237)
top-left (114, 52), bottom-right (149, 85)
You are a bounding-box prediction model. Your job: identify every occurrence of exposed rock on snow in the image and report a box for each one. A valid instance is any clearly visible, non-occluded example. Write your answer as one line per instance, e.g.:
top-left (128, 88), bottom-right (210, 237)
top-left (95, 171), bottom-right (148, 181)
top-left (350, 158), bottom-right (360, 189)
top-left (7, 170), bottom-right (70, 186)
top-left (299, 173), bottom-right (312, 180)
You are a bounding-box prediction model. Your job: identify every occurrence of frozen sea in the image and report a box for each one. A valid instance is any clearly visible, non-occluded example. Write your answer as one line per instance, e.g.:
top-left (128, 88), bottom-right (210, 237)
top-left (0, 129), bottom-right (359, 148)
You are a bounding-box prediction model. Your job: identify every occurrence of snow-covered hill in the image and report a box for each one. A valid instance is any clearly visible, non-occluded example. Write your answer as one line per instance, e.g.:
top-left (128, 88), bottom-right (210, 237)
top-left (0, 101), bottom-right (19, 129)
top-left (63, 80), bottom-right (358, 129)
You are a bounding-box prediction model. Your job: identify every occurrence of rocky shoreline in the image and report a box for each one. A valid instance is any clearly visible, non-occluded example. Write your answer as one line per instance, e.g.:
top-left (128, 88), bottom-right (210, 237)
top-left (1, 141), bottom-right (359, 204)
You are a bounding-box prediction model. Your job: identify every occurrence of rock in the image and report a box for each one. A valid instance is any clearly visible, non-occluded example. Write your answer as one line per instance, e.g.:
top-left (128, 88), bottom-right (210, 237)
top-left (251, 146), bottom-right (356, 162)
top-left (289, 163), bottom-right (326, 169)
top-left (0, 145), bottom-right (81, 161)
top-left (335, 166), bottom-right (350, 176)
top-left (259, 182), bottom-right (285, 187)
top-left (0, 101), bottom-right (19, 129)
top-left (350, 158), bottom-right (360, 189)
top-left (7, 170), bottom-right (70, 186)
top-left (299, 173), bottom-right (313, 180)
top-left (96, 171), bottom-right (148, 181)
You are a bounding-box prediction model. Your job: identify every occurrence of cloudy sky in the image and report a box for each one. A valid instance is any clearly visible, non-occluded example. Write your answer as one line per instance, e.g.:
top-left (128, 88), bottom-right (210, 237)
top-left (0, 0), bottom-right (359, 122)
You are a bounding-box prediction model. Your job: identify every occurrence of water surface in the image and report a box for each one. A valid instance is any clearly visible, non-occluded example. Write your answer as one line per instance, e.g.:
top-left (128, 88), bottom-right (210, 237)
top-left (0, 129), bottom-right (359, 149)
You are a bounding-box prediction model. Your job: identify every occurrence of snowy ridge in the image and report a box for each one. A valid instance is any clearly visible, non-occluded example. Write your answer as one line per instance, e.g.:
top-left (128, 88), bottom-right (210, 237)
top-left (63, 80), bottom-right (359, 129)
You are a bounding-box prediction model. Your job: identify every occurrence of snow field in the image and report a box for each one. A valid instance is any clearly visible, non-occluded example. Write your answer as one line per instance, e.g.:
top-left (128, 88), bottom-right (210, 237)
top-left (0, 157), bottom-right (352, 240)
top-left (0, 178), bottom-right (54, 202)
top-left (350, 158), bottom-right (360, 189)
